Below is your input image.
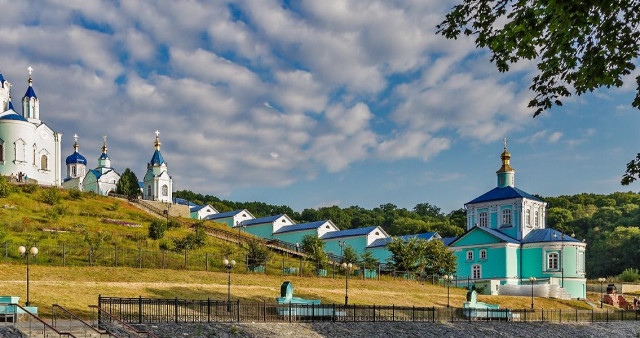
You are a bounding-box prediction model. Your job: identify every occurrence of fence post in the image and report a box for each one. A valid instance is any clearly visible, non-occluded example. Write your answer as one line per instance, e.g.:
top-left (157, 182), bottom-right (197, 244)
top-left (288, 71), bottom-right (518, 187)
top-left (412, 305), bottom-right (415, 322)
top-left (312, 303), bottom-right (315, 322)
top-left (591, 308), bottom-right (594, 323)
top-left (289, 302), bottom-right (292, 322)
top-left (138, 296), bottom-right (143, 324)
top-left (373, 304), bottom-right (376, 322)
top-left (237, 300), bottom-right (240, 322)
top-left (114, 244), bottom-right (117, 266)
top-left (184, 249), bottom-right (188, 269)
top-left (206, 253), bottom-right (209, 271)
top-left (392, 304), bottom-right (395, 321)
top-left (378, 263), bottom-right (381, 280)
top-left (542, 308), bottom-right (544, 323)
top-left (432, 306), bottom-right (435, 322)
top-left (175, 298), bottom-right (179, 323)
top-left (559, 309), bottom-right (562, 323)
top-left (332, 303), bottom-right (336, 322)
top-left (263, 300), bottom-right (266, 322)
top-left (576, 308), bottom-right (578, 322)
top-left (299, 257), bottom-right (302, 277)
top-left (162, 250), bottom-right (165, 269)
top-left (207, 298), bottom-right (211, 323)
top-left (606, 309), bottom-right (608, 322)
top-left (62, 243), bottom-right (66, 267)
top-left (393, 270), bottom-right (396, 280)
top-left (98, 294), bottom-right (102, 327)
top-left (139, 247), bottom-right (142, 269)
top-left (89, 245), bottom-right (93, 266)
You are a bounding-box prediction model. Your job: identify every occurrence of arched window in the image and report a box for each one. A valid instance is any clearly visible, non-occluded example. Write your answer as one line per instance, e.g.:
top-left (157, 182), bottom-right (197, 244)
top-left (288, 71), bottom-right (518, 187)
top-left (480, 249), bottom-right (487, 260)
top-left (534, 210), bottom-right (540, 228)
top-left (502, 209), bottom-right (512, 226)
top-left (466, 251), bottom-right (473, 261)
top-left (40, 155), bottom-right (48, 170)
top-left (14, 139), bottom-right (25, 162)
top-left (72, 166), bottom-right (76, 177)
top-left (478, 212), bottom-right (488, 227)
top-left (472, 265), bottom-right (481, 279)
top-left (147, 185), bottom-right (152, 197)
top-left (525, 209), bottom-right (531, 227)
top-left (162, 184), bottom-right (168, 196)
top-left (0, 139), bottom-right (4, 162)
top-left (547, 252), bottom-right (559, 270)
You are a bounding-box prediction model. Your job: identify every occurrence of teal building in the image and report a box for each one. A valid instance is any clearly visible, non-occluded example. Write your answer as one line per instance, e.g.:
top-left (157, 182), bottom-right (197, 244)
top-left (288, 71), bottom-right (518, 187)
top-left (321, 226), bottom-right (389, 257)
top-left (239, 214), bottom-right (296, 239)
top-left (366, 232), bottom-right (441, 263)
top-left (272, 220), bottom-right (340, 245)
top-left (449, 143), bottom-right (586, 299)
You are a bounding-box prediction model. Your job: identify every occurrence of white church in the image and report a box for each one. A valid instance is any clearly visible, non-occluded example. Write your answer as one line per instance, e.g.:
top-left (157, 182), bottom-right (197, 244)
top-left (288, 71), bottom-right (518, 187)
top-left (0, 66), bottom-right (173, 202)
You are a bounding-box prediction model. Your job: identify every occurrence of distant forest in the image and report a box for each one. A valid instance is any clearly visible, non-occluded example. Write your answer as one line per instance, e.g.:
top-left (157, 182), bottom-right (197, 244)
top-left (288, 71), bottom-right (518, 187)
top-left (174, 190), bottom-right (640, 278)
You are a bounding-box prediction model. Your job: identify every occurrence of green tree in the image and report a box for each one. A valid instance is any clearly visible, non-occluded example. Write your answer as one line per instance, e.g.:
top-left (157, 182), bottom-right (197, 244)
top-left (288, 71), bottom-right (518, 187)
top-left (547, 208), bottom-right (574, 229)
top-left (341, 245), bottom-right (359, 264)
top-left (148, 219), bottom-right (167, 240)
top-left (386, 237), bottom-right (424, 272)
top-left (116, 168), bottom-right (141, 198)
top-left (301, 234), bottom-right (327, 270)
top-left (0, 176), bottom-right (13, 198)
top-left (438, 1), bottom-right (640, 116)
top-left (246, 240), bottom-right (270, 267)
top-left (414, 203), bottom-right (442, 218)
top-left (359, 250), bottom-right (379, 269)
top-left (419, 239), bottom-right (457, 276)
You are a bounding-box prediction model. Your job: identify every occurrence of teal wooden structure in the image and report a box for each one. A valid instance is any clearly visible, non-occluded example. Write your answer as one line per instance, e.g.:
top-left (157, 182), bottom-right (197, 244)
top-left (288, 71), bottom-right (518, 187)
top-left (276, 282), bottom-right (333, 316)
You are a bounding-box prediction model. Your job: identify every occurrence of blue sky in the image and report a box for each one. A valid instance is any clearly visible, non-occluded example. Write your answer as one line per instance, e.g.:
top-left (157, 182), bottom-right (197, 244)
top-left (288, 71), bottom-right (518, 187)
top-left (1, 0), bottom-right (639, 213)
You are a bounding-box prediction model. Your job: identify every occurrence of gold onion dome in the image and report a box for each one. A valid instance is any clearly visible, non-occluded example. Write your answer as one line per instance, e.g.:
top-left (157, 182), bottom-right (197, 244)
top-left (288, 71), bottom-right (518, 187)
top-left (496, 137), bottom-right (515, 173)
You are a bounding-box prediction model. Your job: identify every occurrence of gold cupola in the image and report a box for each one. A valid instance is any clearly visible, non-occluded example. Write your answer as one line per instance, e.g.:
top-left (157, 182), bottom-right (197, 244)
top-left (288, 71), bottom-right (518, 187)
top-left (496, 138), bottom-right (515, 187)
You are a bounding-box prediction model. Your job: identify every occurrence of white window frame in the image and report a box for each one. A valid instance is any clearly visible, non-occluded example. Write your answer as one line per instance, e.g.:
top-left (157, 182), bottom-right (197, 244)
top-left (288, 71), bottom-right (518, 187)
top-left (578, 251), bottom-right (585, 273)
top-left (501, 209), bottom-right (512, 227)
top-left (162, 184), bottom-right (168, 196)
top-left (479, 249), bottom-right (487, 260)
top-left (525, 209), bottom-right (531, 228)
top-left (478, 212), bottom-right (488, 228)
top-left (547, 252), bottom-right (559, 270)
top-left (534, 210), bottom-right (540, 228)
top-left (0, 138), bottom-right (4, 162)
top-left (466, 250), bottom-right (473, 261)
top-left (472, 264), bottom-right (481, 279)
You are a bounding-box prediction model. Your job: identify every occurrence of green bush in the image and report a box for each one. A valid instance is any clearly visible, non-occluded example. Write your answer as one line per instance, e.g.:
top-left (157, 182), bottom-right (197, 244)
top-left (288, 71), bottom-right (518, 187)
top-left (67, 189), bottom-right (83, 200)
top-left (108, 201), bottom-right (121, 211)
top-left (40, 188), bottom-right (61, 205)
top-left (167, 219), bottom-right (181, 229)
top-left (0, 177), bottom-right (13, 198)
top-left (246, 241), bottom-right (270, 267)
top-left (172, 226), bottom-right (206, 251)
top-left (148, 219), bottom-right (167, 240)
top-left (21, 184), bottom-right (38, 194)
top-left (619, 268), bottom-right (640, 283)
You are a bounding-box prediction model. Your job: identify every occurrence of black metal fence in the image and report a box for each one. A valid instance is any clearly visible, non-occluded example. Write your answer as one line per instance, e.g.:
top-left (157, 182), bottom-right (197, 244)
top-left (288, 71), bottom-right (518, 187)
top-left (98, 296), bottom-right (640, 324)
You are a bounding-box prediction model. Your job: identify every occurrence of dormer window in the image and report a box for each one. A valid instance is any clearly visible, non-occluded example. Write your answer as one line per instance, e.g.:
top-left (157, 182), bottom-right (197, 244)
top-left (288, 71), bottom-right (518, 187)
top-left (325, 225), bottom-right (330, 229)
top-left (478, 212), bottom-right (488, 228)
top-left (501, 209), bottom-right (512, 227)
top-left (375, 232), bottom-right (379, 235)
top-left (282, 219), bottom-right (286, 223)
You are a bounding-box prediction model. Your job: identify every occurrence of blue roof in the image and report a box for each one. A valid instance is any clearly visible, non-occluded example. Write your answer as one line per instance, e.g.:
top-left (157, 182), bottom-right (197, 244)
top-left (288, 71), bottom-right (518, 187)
top-left (100, 153), bottom-right (109, 160)
top-left (138, 182), bottom-right (143, 188)
top-left (273, 220), bottom-right (332, 234)
top-left (366, 232), bottom-right (441, 248)
top-left (8, 101), bottom-right (16, 111)
top-left (173, 198), bottom-right (196, 206)
top-left (87, 169), bottom-right (102, 179)
top-left (467, 186), bottom-right (543, 205)
top-left (320, 226), bottom-right (380, 240)
top-left (441, 237), bottom-right (458, 246)
top-left (206, 209), bottom-right (245, 220)
top-left (450, 226), bottom-right (519, 246)
top-left (65, 152), bottom-right (87, 165)
top-left (0, 112), bottom-right (28, 121)
top-left (522, 228), bottom-right (580, 244)
top-left (0, 73), bottom-right (4, 86)
top-left (24, 85), bottom-right (37, 99)
top-left (190, 204), bottom-right (214, 212)
top-left (241, 214), bottom-right (284, 227)
top-left (150, 150), bottom-right (164, 166)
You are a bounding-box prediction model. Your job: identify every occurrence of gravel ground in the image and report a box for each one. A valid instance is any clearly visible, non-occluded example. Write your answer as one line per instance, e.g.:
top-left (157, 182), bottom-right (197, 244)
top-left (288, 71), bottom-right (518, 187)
top-left (133, 321), bottom-right (640, 338)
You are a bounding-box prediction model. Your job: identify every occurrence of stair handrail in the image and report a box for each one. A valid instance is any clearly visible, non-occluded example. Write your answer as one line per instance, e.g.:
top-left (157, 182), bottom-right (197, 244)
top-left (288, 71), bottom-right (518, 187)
top-left (52, 304), bottom-right (113, 337)
top-left (89, 305), bottom-right (158, 338)
top-left (0, 302), bottom-right (77, 337)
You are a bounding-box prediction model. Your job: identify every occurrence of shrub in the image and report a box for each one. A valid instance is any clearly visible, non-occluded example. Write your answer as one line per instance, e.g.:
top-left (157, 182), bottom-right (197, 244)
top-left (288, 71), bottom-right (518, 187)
top-left (44, 208), bottom-right (60, 221)
top-left (0, 177), bottom-right (13, 198)
top-left (108, 201), bottom-right (121, 211)
top-left (246, 241), bottom-right (270, 267)
top-left (21, 184), bottom-right (38, 194)
top-left (40, 188), bottom-right (61, 205)
top-left (167, 219), bottom-right (181, 229)
top-left (67, 189), bottom-right (83, 200)
top-left (172, 226), bottom-right (206, 251)
top-left (619, 268), bottom-right (640, 283)
top-left (148, 219), bottom-right (167, 240)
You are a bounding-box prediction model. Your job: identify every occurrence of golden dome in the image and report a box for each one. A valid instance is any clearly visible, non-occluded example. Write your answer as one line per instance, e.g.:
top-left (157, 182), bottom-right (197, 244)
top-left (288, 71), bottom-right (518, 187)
top-left (496, 138), bottom-right (515, 173)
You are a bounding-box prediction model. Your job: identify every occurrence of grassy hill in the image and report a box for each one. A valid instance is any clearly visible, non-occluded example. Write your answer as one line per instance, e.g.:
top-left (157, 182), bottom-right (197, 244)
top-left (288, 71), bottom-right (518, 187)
top-left (0, 183), bottom-right (597, 319)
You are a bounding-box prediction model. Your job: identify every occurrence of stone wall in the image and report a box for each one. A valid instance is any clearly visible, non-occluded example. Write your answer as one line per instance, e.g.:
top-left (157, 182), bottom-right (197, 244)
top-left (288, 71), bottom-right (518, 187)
top-left (143, 200), bottom-right (190, 218)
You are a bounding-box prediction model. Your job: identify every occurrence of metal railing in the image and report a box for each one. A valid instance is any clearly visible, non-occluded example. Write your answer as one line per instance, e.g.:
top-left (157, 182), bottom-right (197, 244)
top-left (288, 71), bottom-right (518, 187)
top-left (0, 302), bottom-right (77, 337)
top-left (89, 305), bottom-right (157, 338)
top-left (98, 296), bottom-right (640, 324)
top-left (52, 304), bottom-right (112, 337)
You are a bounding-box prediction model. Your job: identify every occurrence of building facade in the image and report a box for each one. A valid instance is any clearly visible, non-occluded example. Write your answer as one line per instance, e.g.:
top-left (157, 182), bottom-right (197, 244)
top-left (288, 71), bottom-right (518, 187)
top-left (0, 68), bottom-right (62, 186)
top-left (143, 131), bottom-right (173, 203)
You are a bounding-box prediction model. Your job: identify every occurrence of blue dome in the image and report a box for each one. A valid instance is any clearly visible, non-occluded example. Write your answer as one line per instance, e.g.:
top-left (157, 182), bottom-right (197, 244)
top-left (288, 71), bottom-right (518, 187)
top-left (0, 112), bottom-right (28, 122)
top-left (66, 152), bottom-right (87, 165)
top-left (100, 153), bottom-right (109, 160)
top-left (8, 101), bottom-right (16, 111)
top-left (150, 150), bottom-right (164, 166)
top-left (24, 86), bottom-right (37, 99)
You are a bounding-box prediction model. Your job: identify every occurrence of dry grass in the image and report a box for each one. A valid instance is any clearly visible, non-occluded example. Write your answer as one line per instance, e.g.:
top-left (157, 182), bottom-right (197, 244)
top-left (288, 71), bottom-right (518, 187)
top-left (0, 264), bottom-right (591, 319)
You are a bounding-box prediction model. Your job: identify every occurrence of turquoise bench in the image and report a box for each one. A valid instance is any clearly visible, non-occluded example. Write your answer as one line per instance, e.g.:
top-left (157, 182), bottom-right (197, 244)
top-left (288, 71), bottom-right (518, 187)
top-left (0, 296), bottom-right (38, 321)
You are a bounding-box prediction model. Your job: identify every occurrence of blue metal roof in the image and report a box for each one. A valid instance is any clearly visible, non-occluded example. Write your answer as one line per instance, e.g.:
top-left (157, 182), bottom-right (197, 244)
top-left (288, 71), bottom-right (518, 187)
top-left (206, 209), bottom-right (245, 220)
top-left (273, 220), bottom-right (332, 234)
top-left (138, 182), bottom-right (143, 188)
top-left (173, 198), bottom-right (195, 206)
top-left (87, 169), bottom-right (102, 179)
top-left (241, 214), bottom-right (284, 227)
top-left (450, 226), bottom-right (520, 246)
top-left (320, 226), bottom-right (380, 240)
top-left (8, 101), bottom-right (16, 111)
top-left (0, 112), bottom-right (28, 121)
top-left (441, 237), bottom-right (458, 246)
top-left (467, 186), bottom-right (543, 205)
top-left (24, 86), bottom-right (37, 99)
top-left (150, 150), bottom-right (164, 166)
top-left (366, 232), bottom-right (441, 248)
top-left (190, 204), bottom-right (214, 212)
top-left (100, 153), bottom-right (109, 160)
top-left (0, 73), bottom-right (4, 86)
top-left (66, 152), bottom-right (87, 165)
top-left (522, 228), bottom-right (580, 244)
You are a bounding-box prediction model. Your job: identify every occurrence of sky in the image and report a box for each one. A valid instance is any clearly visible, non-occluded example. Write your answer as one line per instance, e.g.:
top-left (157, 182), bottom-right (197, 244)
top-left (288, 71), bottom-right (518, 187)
top-left (1, 0), bottom-right (639, 213)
